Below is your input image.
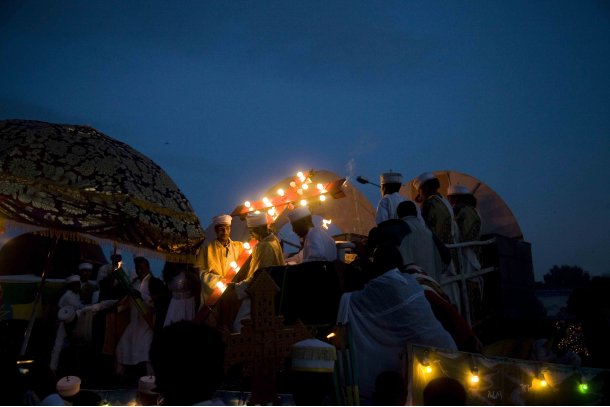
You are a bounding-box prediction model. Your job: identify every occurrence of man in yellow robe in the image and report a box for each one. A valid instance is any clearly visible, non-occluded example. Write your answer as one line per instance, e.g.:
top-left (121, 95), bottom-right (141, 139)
top-left (245, 211), bottom-right (285, 280)
top-left (198, 214), bottom-right (244, 305)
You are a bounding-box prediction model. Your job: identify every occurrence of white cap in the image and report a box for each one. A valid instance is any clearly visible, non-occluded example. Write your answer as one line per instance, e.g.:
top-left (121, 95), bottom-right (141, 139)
top-left (78, 262), bottom-right (93, 271)
top-left (212, 214), bottom-right (232, 226)
top-left (65, 275), bottom-right (81, 284)
top-left (57, 306), bottom-right (76, 323)
top-left (447, 184), bottom-right (471, 196)
top-left (138, 375), bottom-right (158, 395)
top-left (287, 206), bottom-right (311, 223)
top-left (292, 339), bottom-right (337, 373)
top-left (56, 376), bottom-right (81, 397)
top-left (413, 172), bottom-right (437, 190)
top-left (380, 172), bottom-right (403, 185)
top-left (246, 212), bottom-right (268, 227)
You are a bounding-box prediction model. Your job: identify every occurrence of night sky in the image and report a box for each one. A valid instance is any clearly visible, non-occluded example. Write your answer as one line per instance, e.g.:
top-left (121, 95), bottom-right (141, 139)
top-left (1, 1), bottom-right (609, 280)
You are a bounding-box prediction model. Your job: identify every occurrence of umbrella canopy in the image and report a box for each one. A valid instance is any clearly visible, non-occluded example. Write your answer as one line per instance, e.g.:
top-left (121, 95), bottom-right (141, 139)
top-left (402, 170), bottom-right (523, 239)
top-left (0, 119), bottom-right (204, 260)
top-left (0, 231), bottom-right (107, 278)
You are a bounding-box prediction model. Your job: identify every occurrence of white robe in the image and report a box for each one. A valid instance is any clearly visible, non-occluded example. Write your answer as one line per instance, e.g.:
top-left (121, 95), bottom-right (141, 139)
top-left (303, 226), bottom-right (337, 262)
top-left (375, 192), bottom-right (406, 224)
top-left (337, 269), bottom-right (456, 398)
top-left (399, 216), bottom-right (444, 283)
top-left (116, 274), bottom-right (153, 366)
top-left (164, 272), bottom-right (196, 327)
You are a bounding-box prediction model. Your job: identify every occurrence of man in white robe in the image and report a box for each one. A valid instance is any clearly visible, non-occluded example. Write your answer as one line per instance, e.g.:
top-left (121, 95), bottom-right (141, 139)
top-left (115, 256), bottom-right (154, 375)
top-left (397, 200), bottom-right (445, 283)
top-left (286, 206), bottom-right (336, 263)
top-left (375, 171), bottom-right (407, 224)
top-left (337, 245), bottom-right (456, 401)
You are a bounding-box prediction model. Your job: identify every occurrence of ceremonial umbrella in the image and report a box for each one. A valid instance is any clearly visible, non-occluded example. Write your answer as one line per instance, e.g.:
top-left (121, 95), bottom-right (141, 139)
top-left (0, 119), bottom-right (205, 355)
top-left (0, 119), bottom-right (205, 258)
top-left (401, 170), bottom-right (523, 239)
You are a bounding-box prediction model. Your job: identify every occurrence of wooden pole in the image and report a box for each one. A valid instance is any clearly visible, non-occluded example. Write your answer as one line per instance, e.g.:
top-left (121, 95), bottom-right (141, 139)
top-left (20, 236), bottom-right (59, 356)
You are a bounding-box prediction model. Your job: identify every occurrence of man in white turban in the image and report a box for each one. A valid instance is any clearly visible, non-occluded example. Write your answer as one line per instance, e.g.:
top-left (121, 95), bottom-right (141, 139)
top-left (198, 214), bottom-right (245, 305)
top-left (287, 206), bottom-right (336, 264)
top-left (375, 172), bottom-right (407, 224)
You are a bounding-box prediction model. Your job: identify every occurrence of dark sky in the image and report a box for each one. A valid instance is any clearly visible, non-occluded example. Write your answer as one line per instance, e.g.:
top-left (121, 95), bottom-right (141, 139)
top-left (1, 1), bottom-right (609, 280)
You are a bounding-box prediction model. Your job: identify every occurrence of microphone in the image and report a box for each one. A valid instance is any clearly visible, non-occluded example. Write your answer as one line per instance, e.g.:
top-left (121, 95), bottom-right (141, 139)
top-left (356, 175), bottom-right (380, 188)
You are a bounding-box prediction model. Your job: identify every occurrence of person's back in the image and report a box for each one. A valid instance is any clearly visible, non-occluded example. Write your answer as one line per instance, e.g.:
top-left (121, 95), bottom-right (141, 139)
top-left (423, 377), bottom-right (466, 405)
top-left (150, 321), bottom-right (225, 405)
top-left (337, 245), bottom-right (456, 399)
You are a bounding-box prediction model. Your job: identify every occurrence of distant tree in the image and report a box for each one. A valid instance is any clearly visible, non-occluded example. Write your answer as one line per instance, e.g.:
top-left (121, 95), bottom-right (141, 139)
top-left (543, 265), bottom-right (590, 288)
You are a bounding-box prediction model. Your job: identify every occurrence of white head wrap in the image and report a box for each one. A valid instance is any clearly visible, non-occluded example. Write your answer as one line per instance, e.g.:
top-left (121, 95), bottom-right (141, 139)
top-left (65, 275), bottom-right (81, 284)
top-left (78, 262), bottom-right (93, 271)
top-left (288, 206), bottom-right (311, 223)
top-left (292, 339), bottom-right (337, 373)
top-left (56, 376), bottom-right (81, 397)
top-left (447, 184), bottom-right (471, 196)
top-left (246, 212), bottom-right (268, 227)
top-left (413, 172), bottom-right (437, 190)
top-left (380, 172), bottom-right (403, 185)
top-left (212, 214), bottom-right (232, 226)
top-left (139, 376), bottom-right (158, 395)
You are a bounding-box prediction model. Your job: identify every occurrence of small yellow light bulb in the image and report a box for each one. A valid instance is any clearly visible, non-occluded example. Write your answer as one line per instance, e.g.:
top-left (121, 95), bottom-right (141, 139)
top-left (300, 199), bottom-right (307, 206)
top-left (319, 195), bottom-right (327, 202)
top-left (244, 242), bottom-right (251, 250)
top-left (302, 183), bottom-right (309, 190)
top-left (277, 188), bottom-right (285, 196)
top-left (244, 201), bottom-right (251, 208)
top-left (317, 183), bottom-right (324, 191)
top-left (230, 261), bottom-right (238, 269)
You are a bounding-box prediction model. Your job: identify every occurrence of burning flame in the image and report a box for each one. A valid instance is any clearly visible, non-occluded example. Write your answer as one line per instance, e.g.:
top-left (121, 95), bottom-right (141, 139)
top-left (322, 219), bottom-right (332, 229)
top-left (216, 281), bottom-right (227, 292)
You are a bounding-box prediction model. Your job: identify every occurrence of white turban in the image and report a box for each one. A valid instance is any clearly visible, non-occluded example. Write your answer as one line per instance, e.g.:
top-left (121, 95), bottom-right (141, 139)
top-left (291, 339), bottom-right (337, 373)
top-left (447, 184), bottom-right (471, 196)
top-left (246, 212), bottom-right (268, 227)
top-left (56, 376), bottom-right (81, 397)
top-left (413, 172), bottom-right (437, 190)
top-left (380, 172), bottom-right (403, 185)
top-left (65, 275), bottom-right (81, 284)
top-left (78, 262), bottom-right (93, 271)
top-left (212, 214), bottom-right (232, 226)
top-left (288, 206), bottom-right (311, 223)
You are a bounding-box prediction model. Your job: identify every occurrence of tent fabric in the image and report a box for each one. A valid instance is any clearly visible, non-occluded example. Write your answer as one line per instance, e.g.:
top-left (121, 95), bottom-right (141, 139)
top-left (0, 120), bottom-right (204, 260)
top-left (402, 170), bottom-right (523, 239)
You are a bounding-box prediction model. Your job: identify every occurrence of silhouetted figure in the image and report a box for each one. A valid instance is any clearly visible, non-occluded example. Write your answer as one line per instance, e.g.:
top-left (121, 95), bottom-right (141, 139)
top-left (423, 377), bottom-right (466, 406)
top-left (150, 321), bottom-right (225, 405)
top-left (373, 370), bottom-right (407, 406)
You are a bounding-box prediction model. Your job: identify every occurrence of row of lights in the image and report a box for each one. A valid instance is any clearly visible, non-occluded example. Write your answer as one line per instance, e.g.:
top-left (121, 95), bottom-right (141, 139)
top-left (241, 171), bottom-right (329, 222)
top-left (419, 355), bottom-right (590, 394)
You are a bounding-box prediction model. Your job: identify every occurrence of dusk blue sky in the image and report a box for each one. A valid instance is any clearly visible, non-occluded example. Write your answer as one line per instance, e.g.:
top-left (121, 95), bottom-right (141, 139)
top-left (1, 1), bottom-right (609, 280)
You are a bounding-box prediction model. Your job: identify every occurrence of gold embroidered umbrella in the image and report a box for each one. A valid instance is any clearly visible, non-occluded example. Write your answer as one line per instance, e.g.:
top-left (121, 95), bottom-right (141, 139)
top-left (0, 119), bottom-right (205, 259)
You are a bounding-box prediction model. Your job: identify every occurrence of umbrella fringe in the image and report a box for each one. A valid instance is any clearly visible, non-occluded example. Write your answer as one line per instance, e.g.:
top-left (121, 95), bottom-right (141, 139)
top-left (0, 218), bottom-right (198, 264)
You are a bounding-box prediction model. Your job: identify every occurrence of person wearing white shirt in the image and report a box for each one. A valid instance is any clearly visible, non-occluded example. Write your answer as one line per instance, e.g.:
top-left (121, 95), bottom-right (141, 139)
top-left (287, 206), bottom-right (336, 263)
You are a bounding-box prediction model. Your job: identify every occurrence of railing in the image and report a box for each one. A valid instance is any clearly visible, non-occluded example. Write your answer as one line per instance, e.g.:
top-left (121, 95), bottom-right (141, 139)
top-left (443, 238), bottom-right (496, 325)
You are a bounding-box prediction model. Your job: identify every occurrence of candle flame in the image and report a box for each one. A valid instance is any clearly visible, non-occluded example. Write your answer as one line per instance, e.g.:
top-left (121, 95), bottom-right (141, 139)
top-left (230, 261), bottom-right (238, 269)
top-left (244, 242), bottom-right (251, 250)
top-left (277, 188), bottom-right (285, 196)
top-left (322, 218), bottom-right (332, 229)
top-left (300, 199), bottom-right (307, 206)
top-left (316, 183), bottom-right (324, 191)
top-left (262, 197), bottom-right (271, 206)
top-left (244, 201), bottom-right (251, 208)
top-left (319, 195), bottom-right (327, 202)
top-left (326, 332), bottom-right (336, 339)
top-left (302, 183), bottom-right (309, 190)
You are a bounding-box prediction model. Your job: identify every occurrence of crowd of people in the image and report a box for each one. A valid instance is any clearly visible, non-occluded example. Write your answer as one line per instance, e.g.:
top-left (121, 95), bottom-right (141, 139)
top-left (5, 170), bottom-right (493, 405)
